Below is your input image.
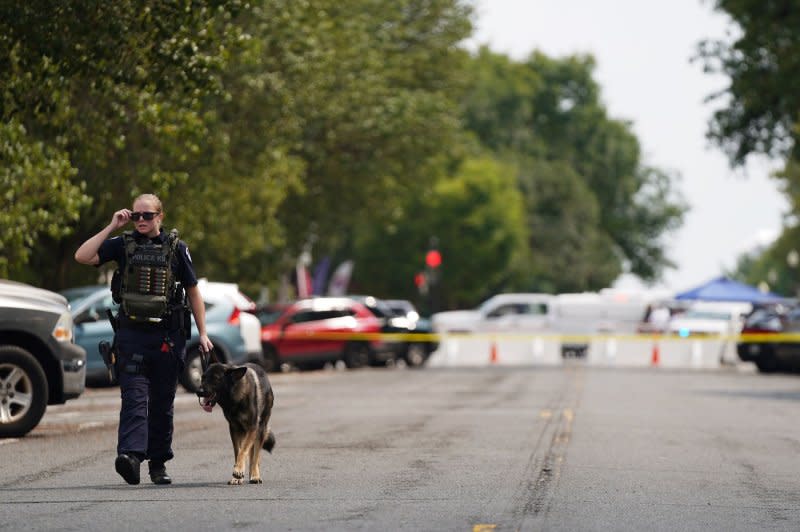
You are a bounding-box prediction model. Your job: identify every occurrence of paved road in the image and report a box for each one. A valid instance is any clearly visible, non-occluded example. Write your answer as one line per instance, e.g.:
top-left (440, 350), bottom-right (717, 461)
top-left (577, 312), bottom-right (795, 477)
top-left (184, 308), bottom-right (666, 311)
top-left (1, 364), bottom-right (800, 531)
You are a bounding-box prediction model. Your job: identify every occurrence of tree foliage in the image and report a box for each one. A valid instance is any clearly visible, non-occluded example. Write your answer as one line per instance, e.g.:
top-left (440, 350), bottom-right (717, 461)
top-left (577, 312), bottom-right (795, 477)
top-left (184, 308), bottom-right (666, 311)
top-left (0, 0), bottom-right (252, 287)
top-left (274, 0), bottom-right (474, 253)
top-left (696, 0), bottom-right (800, 166)
top-left (2, 1), bottom-right (687, 309)
top-left (351, 156), bottom-right (528, 308)
top-left (460, 48), bottom-right (687, 292)
top-left (701, 2), bottom-right (800, 296)
top-left (0, 120), bottom-right (89, 277)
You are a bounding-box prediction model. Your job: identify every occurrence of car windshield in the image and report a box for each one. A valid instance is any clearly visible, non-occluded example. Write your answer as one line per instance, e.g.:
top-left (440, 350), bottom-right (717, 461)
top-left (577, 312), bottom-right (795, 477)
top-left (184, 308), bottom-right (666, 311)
top-left (683, 310), bottom-right (731, 320)
top-left (256, 308), bottom-right (285, 325)
top-left (385, 301), bottom-right (413, 315)
top-left (745, 308), bottom-right (779, 327)
top-left (60, 286), bottom-right (104, 305)
top-left (371, 301), bottom-right (395, 318)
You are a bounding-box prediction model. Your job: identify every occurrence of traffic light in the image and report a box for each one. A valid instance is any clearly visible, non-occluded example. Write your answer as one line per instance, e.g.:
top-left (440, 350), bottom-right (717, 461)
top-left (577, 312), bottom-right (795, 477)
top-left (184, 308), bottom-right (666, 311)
top-left (425, 249), bottom-right (442, 269)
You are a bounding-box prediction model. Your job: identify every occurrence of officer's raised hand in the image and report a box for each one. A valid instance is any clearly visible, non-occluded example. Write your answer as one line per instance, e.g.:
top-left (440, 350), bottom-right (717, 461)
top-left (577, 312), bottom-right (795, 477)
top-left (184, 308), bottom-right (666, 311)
top-left (75, 208), bottom-right (132, 265)
top-left (111, 208), bottom-right (133, 230)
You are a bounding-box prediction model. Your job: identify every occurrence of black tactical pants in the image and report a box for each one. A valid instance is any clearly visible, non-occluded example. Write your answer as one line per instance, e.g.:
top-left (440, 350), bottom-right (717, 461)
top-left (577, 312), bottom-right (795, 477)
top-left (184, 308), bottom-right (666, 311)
top-left (115, 325), bottom-right (186, 463)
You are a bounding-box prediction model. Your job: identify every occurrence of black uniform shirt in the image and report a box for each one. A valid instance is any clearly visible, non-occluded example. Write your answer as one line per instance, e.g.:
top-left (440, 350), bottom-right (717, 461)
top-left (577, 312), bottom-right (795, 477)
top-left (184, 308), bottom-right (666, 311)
top-left (97, 229), bottom-right (198, 289)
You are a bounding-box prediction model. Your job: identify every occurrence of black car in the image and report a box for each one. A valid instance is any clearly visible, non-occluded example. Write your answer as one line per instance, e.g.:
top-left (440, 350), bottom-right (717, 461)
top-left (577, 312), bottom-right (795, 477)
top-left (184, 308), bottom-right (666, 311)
top-left (737, 302), bottom-right (800, 373)
top-left (350, 296), bottom-right (438, 368)
top-left (0, 280), bottom-right (87, 437)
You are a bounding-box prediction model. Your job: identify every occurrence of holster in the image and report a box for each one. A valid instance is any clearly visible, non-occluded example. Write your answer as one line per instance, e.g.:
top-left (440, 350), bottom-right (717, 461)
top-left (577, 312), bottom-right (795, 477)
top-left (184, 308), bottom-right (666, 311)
top-left (122, 353), bottom-right (146, 375)
top-left (100, 309), bottom-right (120, 381)
top-left (98, 340), bottom-right (117, 382)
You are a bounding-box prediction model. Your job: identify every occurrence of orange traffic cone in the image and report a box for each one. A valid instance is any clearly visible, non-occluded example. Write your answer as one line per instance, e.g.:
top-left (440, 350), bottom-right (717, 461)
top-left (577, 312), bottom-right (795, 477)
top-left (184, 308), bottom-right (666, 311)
top-left (651, 342), bottom-right (660, 366)
top-left (490, 341), bottom-right (499, 364)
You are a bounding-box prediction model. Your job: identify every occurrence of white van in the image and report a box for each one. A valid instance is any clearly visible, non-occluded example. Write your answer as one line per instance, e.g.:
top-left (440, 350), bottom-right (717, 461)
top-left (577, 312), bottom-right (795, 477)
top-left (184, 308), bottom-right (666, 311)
top-left (431, 293), bottom-right (554, 334)
top-left (432, 289), bottom-right (667, 357)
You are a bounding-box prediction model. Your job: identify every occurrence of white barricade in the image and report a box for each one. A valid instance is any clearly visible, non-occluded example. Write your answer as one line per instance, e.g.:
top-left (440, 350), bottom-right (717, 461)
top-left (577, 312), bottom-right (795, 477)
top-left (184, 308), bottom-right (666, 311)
top-left (427, 333), bottom-right (742, 370)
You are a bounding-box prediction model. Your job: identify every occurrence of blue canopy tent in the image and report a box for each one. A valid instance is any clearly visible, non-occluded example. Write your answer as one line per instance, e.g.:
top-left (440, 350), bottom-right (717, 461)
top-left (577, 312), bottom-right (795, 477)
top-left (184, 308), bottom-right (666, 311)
top-left (674, 276), bottom-right (786, 303)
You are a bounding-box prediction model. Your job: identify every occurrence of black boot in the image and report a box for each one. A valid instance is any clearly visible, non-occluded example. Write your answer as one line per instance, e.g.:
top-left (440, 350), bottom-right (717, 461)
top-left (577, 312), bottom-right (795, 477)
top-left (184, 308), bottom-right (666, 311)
top-left (115, 454), bottom-right (141, 485)
top-left (148, 461), bottom-right (172, 485)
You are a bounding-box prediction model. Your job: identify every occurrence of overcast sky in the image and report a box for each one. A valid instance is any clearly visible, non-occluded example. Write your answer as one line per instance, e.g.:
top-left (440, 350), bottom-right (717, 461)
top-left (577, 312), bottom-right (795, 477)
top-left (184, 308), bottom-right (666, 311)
top-left (464, 0), bottom-right (788, 293)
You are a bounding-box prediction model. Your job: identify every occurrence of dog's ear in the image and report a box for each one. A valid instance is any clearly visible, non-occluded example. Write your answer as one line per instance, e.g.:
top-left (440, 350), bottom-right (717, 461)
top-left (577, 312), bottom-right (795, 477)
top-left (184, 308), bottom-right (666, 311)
top-left (226, 366), bottom-right (248, 382)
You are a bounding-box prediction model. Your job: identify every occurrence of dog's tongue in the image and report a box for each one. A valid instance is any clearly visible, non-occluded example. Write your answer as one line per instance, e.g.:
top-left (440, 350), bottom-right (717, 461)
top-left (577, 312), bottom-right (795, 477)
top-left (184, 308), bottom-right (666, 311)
top-left (201, 399), bottom-right (213, 413)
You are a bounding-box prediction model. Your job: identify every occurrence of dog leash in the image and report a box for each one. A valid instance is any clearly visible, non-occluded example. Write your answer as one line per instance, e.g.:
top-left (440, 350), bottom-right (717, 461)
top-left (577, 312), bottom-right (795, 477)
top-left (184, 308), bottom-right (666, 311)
top-left (199, 347), bottom-right (217, 373)
top-left (197, 347), bottom-right (217, 412)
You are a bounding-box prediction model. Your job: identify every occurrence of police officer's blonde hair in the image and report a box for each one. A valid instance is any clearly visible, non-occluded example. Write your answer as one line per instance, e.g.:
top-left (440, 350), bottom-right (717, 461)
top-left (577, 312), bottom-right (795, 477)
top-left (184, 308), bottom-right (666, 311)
top-left (134, 193), bottom-right (163, 213)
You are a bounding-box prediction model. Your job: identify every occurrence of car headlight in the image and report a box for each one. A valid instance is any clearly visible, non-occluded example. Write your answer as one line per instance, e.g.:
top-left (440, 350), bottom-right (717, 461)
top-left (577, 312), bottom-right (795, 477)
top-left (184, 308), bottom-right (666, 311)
top-left (52, 311), bottom-right (74, 343)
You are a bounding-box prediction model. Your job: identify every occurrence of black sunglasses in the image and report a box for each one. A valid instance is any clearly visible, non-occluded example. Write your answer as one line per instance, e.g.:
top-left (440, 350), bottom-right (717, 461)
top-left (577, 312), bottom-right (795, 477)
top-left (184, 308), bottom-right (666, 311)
top-left (130, 211), bottom-right (160, 221)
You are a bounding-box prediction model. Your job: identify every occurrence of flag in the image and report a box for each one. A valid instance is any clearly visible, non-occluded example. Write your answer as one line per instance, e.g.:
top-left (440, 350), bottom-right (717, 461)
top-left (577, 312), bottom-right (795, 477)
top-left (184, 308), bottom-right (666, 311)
top-left (312, 256), bottom-right (331, 296)
top-left (327, 260), bottom-right (354, 296)
top-left (295, 262), bottom-right (313, 298)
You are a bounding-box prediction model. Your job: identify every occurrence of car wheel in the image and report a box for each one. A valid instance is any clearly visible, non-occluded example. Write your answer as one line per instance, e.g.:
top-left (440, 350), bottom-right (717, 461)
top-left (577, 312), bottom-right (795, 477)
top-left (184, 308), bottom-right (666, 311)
top-left (343, 343), bottom-right (370, 369)
top-left (261, 345), bottom-right (281, 373)
top-left (296, 360), bottom-right (327, 371)
top-left (754, 355), bottom-right (779, 373)
top-left (405, 343), bottom-right (428, 368)
top-left (0, 345), bottom-right (49, 438)
top-left (180, 346), bottom-right (204, 393)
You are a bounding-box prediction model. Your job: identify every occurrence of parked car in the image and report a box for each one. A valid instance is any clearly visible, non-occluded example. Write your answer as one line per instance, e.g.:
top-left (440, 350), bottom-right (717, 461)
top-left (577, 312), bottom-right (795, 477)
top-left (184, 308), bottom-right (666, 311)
top-left (252, 302), bottom-right (291, 327)
top-left (63, 282), bottom-right (262, 392)
top-left (432, 293), bottom-right (554, 334)
top-left (353, 296), bottom-right (438, 368)
top-left (62, 285), bottom-right (118, 386)
top-left (195, 279), bottom-right (263, 364)
top-left (737, 302), bottom-right (800, 373)
top-left (383, 299), bottom-right (421, 322)
top-left (667, 301), bottom-right (752, 338)
top-left (259, 297), bottom-right (393, 371)
top-left (0, 280), bottom-right (86, 437)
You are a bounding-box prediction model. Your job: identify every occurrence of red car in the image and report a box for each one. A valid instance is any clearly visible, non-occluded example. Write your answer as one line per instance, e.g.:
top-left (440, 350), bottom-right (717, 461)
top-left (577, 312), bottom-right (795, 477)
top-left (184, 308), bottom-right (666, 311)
top-left (259, 297), bottom-right (395, 371)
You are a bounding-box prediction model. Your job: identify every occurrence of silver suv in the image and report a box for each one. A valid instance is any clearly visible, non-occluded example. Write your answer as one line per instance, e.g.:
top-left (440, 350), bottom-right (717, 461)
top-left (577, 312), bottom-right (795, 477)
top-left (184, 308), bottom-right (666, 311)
top-left (0, 280), bottom-right (86, 437)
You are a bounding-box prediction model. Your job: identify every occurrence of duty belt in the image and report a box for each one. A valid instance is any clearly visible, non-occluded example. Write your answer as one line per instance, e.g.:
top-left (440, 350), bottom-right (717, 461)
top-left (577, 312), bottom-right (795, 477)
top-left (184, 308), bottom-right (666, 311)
top-left (119, 312), bottom-right (183, 331)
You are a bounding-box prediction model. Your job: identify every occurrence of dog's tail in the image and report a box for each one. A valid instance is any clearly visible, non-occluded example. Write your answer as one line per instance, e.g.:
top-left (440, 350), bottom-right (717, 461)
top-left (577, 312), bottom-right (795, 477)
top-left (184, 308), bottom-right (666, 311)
top-left (263, 430), bottom-right (276, 453)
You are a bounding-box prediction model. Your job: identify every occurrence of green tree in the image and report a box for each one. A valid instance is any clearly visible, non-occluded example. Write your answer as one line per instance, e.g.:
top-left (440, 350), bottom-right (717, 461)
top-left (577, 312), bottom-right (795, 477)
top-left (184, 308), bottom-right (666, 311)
top-left (517, 158), bottom-right (618, 293)
top-left (3, 0), bottom-right (475, 295)
top-left (696, 0), bottom-right (800, 166)
top-left (352, 156), bottom-right (528, 309)
top-left (275, 0), bottom-right (474, 257)
top-left (697, 1), bottom-right (800, 293)
top-left (728, 226), bottom-right (800, 298)
top-left (1, 0), bottom-right (252, 287)
top-left (0, 120), bottom-right (90, 278)
top-left (461, 48), bottom-right (687, 289)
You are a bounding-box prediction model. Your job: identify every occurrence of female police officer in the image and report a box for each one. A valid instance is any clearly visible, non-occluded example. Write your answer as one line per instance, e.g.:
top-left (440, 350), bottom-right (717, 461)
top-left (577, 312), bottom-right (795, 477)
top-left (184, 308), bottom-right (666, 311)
top-left (75, 193), bottom-right (213, 485)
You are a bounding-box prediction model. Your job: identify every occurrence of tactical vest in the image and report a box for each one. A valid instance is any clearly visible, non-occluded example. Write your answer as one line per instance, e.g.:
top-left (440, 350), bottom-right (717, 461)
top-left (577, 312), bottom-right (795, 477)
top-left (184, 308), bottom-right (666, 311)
top-left (118, 229), bottom-right (181, 322)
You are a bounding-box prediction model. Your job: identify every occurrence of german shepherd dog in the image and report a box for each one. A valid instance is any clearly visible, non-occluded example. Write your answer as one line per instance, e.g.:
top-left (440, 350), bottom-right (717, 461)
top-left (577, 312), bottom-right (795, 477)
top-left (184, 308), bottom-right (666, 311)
top-left (197, 354), bottom-right (276, 485)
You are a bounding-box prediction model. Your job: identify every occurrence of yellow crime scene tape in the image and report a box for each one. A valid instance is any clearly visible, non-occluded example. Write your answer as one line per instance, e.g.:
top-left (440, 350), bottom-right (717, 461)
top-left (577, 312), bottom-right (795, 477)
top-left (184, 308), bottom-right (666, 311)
top-left (270, 331), bottom-right (800, 343)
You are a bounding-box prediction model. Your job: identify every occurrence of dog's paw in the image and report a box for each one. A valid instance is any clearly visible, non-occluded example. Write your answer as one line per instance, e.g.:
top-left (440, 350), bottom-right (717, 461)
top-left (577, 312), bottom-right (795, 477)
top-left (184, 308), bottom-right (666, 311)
top-left (249, 478), bottom-right (263, 484)
top-left (228, 470), bottom-right (245, 485)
